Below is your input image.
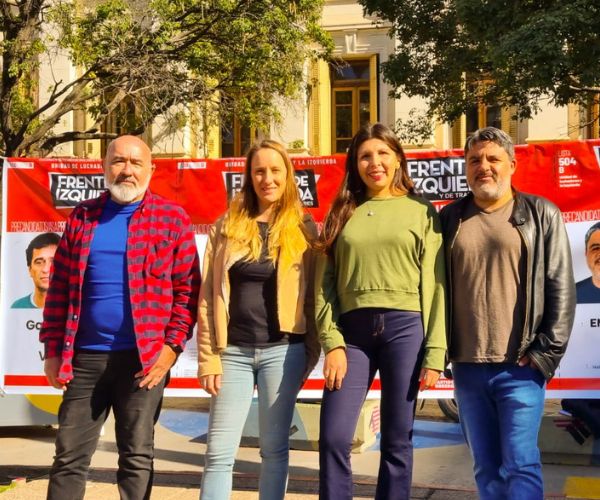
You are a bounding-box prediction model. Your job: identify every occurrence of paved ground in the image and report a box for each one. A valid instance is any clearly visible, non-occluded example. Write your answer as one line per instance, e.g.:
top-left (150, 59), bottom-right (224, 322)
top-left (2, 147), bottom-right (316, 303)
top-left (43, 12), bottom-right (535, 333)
top-left (1, 399), bottom-right (599, 499)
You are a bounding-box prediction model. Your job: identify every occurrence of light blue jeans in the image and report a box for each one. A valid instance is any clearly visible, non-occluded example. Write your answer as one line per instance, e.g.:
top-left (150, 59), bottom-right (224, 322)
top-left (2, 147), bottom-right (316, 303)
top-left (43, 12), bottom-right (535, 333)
top-left (200, 342), bottom-right (305, 500)
top-left (453, 362), bottom-right (546, 500)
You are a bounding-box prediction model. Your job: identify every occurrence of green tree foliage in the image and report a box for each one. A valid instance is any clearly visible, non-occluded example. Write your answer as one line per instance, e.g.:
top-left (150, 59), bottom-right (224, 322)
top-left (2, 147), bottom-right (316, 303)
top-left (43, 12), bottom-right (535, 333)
top-left (0, 0), bottom-right (331, 157)
top-left (359, 0), bottom-right (600, 125)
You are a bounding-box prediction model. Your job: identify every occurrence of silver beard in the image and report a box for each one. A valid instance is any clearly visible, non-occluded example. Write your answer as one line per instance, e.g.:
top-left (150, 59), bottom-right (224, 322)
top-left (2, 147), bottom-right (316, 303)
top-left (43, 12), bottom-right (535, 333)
top-left (471, 173), bottom-right (509, 202)
top-left (104, 174), bottom-right (148, 203)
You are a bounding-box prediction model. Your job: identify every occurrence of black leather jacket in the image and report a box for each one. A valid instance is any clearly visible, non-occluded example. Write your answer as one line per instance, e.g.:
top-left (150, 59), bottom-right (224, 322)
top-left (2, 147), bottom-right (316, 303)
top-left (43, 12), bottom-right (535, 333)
top-left (440, 191), bottom-right (575, 380)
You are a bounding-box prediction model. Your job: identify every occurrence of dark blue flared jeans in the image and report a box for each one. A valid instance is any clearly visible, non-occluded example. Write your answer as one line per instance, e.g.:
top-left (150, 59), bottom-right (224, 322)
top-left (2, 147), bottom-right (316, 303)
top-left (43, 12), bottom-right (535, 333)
top-left (47, 349), bottom-right (166, 500)
top-left (319, 309), bottom-right (424, 500)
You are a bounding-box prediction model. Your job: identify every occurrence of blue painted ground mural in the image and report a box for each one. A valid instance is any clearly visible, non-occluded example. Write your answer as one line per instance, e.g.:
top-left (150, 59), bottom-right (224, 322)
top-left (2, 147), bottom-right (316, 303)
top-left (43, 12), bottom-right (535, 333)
top-left (159, 408), bottom-right (466, 449)
top-left (159, 409), bottom-right (210, 441)
top-left (393, 420), bottom-right (464, 450)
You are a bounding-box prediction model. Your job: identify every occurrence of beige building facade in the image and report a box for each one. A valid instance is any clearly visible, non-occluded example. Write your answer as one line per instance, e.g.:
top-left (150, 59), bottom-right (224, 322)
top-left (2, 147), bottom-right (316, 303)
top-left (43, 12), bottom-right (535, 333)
top-left (40, 0), bottom-right (600, 159)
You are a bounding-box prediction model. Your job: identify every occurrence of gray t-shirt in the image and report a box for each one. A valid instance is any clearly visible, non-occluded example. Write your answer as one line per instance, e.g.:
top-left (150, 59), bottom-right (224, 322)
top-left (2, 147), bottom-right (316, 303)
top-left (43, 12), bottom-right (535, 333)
top-left (450, 198), bottom-right (526, 363)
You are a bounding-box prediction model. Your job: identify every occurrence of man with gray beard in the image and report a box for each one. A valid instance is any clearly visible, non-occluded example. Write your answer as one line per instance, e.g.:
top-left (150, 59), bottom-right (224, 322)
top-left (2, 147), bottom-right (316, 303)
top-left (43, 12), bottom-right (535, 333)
top-left (440, 127), bottom-right (575, 499)
top-left (40, 135), bottom-right (201, 499)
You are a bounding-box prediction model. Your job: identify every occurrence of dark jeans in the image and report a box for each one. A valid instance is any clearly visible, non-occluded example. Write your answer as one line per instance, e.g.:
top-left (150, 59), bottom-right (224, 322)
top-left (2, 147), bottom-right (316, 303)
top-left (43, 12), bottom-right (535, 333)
top-left (319, 309), bottom-right (424, 500)
top-left (47, 349), bottom-right (166, 500)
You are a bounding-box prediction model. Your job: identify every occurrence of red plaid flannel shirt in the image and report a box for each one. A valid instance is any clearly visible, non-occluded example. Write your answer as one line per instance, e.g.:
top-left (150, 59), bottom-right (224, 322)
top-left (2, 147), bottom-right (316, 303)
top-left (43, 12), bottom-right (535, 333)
top-left (40, 190), bottom-right (201, 383)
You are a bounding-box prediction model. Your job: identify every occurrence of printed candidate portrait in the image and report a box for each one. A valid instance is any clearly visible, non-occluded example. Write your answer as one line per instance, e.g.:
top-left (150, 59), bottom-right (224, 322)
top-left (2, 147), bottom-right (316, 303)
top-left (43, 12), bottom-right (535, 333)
top-left (11, 232), bottom-right (60, 309)
top-left (575, 221), bottom-right (600, 304)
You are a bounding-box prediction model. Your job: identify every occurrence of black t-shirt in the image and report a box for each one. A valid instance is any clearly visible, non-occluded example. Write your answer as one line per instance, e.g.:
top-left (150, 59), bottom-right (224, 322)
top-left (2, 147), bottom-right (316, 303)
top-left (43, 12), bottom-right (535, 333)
top-left (227, 222), bottom-right (298, 347)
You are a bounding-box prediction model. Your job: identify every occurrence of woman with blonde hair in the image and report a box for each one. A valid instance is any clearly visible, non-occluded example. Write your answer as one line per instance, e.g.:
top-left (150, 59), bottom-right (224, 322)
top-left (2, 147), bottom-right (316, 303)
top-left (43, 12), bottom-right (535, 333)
top-left (197, 139), bottom-right (319, 500)
top-left (315, 123), bottom-right (447, 499)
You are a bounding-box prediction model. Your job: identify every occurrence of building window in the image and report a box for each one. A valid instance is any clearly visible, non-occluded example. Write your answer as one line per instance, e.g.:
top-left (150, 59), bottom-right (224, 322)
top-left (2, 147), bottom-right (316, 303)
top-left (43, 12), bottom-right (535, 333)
top-left (465, 103), bottom-right (502, 136)
top-left (330, 58), bottom-right (377, 153)
top-left (220, 114), bottom-right (257, 158)
top-left (101, 97), bottom-right (141, 155)
top-left (450, 75), bottom-right (527, 148)
top-left (580, 95), bottom-right (599, 139)
top-left (452, 103), bottom-right (524, 149)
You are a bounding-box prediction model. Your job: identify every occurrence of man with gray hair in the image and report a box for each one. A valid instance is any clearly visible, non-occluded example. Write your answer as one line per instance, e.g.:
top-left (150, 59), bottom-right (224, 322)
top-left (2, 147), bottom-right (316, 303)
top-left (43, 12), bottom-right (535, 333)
top-left (576, 221), bottom-right (600, 303)
top-left (440, 127), bottom-right (575, 499)
top-left (41, 135), bottom-right (201, 499)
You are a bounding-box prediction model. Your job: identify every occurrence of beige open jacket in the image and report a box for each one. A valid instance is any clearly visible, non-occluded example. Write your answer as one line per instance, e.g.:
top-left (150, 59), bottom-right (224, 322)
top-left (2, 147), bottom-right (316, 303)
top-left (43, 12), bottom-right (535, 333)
top-left (197, 214), bottom-right (320, 377)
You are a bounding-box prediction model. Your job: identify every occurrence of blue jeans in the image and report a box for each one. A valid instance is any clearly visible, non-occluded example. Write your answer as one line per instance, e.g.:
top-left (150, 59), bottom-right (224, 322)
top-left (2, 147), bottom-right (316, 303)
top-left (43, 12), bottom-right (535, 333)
top-left (453, 363), bottom-right (546, 500)
top-left (319, 309), bottom-right (424, 500)
top-left (200, 342), bottom-right (305, 500)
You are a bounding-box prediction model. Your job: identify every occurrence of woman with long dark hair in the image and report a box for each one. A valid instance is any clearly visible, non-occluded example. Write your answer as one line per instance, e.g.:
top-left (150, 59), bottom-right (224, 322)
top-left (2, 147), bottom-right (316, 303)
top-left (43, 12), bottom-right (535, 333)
top-left (316, 123), bottom-right (447, 499)
top-left (197, 140), bottom-right (319, 499)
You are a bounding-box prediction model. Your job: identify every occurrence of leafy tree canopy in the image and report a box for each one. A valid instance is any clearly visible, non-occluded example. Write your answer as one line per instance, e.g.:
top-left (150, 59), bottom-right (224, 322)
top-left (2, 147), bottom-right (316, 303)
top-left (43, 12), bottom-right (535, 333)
top-left (359, 0), bottom-right (600, 125)
top-left (0, 0), bottom-right (331, 157)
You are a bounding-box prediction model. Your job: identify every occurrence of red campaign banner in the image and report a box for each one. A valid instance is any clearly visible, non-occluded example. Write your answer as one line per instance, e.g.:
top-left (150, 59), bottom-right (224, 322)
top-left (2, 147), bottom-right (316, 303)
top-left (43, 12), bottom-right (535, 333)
top-left (405, 140), bottom-right (600, 215)
top-left (5, 140), bottom-right (600, 230)
top-left (3, 156), bottom-right (348, 234)
top-left (2, 139), bottom-right (600, 398)
top-left (512, 141), bottom-right (600, 217)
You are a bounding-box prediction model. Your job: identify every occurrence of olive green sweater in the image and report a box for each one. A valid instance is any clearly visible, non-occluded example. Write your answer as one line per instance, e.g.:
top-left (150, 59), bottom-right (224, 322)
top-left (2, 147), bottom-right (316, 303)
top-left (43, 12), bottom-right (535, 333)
top-left (315, 194), bottom-right (447, 370)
